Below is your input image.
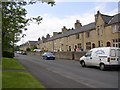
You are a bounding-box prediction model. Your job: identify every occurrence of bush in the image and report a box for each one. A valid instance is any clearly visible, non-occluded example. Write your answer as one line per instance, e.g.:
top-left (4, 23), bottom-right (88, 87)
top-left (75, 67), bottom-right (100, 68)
top-left (26, 48), bottom-right (31, 51)
top-left (3, 51), bottom-right (14, 58)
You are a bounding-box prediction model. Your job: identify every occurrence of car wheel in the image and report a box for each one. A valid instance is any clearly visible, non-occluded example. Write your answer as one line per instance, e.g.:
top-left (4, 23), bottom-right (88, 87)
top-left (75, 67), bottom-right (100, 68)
top-left (81, 61), bottom-right (86, 67)
top-left (43, 56), bottom-right (47, 60)
top-left (100, 64), bottom-right (105, 71)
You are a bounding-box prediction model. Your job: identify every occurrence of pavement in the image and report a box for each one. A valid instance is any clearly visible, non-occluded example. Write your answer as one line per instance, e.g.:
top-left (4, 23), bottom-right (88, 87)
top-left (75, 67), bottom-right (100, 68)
top-left (15, 54), bottom-right (119, 88)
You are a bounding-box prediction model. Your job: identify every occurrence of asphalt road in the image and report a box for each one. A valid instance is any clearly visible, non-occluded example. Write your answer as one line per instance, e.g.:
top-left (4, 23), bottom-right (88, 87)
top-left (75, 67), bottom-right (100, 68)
top-left (15, 54), bottom-right (119, 88)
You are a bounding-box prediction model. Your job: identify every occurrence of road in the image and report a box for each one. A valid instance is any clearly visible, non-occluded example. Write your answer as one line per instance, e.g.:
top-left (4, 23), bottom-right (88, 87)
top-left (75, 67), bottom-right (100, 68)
top-left (15, 54), bottom-right (119, 88)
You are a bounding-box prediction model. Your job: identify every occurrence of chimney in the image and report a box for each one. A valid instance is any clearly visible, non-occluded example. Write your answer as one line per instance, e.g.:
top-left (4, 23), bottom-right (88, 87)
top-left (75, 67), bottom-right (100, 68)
top-left (74, 20), bottom-right (82, 29)
top-left (62, 26), bottom-right (68, 33)
top-left (53, 32), bottom-right (58, 37)
top-left (95, 11), bottom-right (100, 23)
top-left (38, 37), bottom-right (41, 41)
top-left (42, 36), bottom-right (46, 42)
top-left (46, 34), bottom-right (50, 39)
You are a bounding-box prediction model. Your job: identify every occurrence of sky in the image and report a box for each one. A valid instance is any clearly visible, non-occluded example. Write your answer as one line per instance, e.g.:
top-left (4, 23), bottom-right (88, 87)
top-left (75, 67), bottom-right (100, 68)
top-left (16, 1), bottom-right (119, 45)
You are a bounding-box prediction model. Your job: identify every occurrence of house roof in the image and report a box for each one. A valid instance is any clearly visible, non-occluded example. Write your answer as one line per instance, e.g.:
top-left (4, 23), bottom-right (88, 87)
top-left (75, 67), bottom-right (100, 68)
top-left (20, 41), bottom-right (37, 46)
top-left (108, 13), bottom-right (120, 24)
top-left (101, 14), bottom-right (113, 24)
top-left (28, 41), bottom-right (37, 45)
top-left (36, 13), bottom-right (120, 44)
top-left (46, 22), bottom-right (95, 42)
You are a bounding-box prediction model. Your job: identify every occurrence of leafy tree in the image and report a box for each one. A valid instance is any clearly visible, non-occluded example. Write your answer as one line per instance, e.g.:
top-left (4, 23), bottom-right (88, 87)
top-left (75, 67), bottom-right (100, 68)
top-left (2, 0), bottom-right (55, 55)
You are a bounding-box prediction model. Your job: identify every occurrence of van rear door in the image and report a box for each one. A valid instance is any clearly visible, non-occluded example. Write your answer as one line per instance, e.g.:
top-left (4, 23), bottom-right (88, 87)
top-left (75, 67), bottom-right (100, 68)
top-left (110, 49), bottom-right (120, 65)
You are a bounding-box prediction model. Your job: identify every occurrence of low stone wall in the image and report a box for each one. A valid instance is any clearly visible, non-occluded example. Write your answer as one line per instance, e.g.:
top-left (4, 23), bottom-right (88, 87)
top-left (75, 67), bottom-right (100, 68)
top-left (74, 52), bottom-right (86, 60)
top-left (54, 52), bottom-right (73, 60)
top-left (27, 51), bottom-right (86, 60)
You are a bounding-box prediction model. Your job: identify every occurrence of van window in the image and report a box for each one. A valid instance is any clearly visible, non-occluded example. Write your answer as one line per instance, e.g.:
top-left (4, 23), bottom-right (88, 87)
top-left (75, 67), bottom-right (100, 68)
top-left (95, 50), bottom-right (105, 55)
top-left (116, 49), bottom-right (120, 57)
top-left (110, 49), bottom-right (120, 57)
top-left (110, 49), bottom-right (116, 57)
top-left (85, 51), bottom-right (92, 57)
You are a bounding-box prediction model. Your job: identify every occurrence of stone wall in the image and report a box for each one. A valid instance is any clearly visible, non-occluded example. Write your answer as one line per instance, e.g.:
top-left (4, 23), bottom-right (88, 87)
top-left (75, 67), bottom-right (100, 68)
top-left (27, 51), bottom-right (86, 60)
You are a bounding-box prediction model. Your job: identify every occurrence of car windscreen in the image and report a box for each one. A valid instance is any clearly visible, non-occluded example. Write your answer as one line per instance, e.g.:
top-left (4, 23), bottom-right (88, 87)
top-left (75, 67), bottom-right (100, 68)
top-left (45, 53), bottom-right (53, 55)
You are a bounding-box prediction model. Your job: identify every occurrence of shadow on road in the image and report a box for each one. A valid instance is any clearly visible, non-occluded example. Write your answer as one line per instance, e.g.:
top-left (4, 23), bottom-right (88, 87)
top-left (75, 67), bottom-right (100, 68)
top-left (86, 66), bottom-right (120, 71)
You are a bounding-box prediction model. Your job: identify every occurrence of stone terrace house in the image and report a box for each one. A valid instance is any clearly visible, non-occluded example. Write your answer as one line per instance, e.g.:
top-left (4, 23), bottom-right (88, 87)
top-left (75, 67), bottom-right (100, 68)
top-left (20, 41), bottom-right (37, 51)
top-left (22, 11), bottom-right (120, 52)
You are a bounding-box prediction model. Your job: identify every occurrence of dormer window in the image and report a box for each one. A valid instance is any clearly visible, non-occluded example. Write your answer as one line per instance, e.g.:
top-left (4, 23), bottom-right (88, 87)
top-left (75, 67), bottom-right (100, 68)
top-left (112, 24), bottom-right (120, 33)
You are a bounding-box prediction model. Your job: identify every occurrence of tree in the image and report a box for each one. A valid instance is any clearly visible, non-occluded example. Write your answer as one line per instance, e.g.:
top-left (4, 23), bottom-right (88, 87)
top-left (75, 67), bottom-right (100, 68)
top-left (2, 0), bottom-right (55, 56)
top-left (2, 2), bottom-right (28, 52)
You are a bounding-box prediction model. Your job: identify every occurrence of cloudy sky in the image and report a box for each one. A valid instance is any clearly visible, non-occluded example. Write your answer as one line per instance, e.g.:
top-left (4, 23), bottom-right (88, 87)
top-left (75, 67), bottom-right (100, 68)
top-left (16, 0), bottom-right (119, 45)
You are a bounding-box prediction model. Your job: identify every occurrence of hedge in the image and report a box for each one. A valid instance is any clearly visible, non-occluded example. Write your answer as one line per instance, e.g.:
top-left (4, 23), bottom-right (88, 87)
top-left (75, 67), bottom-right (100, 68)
top-left (3, 51), bottom-right (14, 58)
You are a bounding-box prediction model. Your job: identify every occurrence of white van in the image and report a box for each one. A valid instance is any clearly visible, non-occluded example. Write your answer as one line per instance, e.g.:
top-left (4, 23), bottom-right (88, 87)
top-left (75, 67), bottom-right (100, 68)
top-left (79, 47), bottom-right (120, 70)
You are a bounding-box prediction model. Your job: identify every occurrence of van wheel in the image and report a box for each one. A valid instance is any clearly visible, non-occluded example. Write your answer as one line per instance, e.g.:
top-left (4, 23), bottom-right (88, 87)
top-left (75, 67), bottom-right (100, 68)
top-left (100, 64), bottom-right (105, 71)
top-left (81, 61), bottom-right (86, 67)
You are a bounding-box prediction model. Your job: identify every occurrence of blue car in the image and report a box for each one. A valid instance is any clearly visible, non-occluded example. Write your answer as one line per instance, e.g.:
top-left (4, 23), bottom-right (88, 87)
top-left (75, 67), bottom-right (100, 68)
top-left (42, 52), bottom-right (55, 60)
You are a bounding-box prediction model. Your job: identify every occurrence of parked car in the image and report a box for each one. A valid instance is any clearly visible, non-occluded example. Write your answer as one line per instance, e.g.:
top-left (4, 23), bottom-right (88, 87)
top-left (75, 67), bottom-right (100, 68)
top-left (33, 49), bottom-right (41, 52)
top-left (79, 47), bottom-right (120, 70)
top-left (21, 51), bottom-right (27, 55)
top-left (16, 51), bottom-right (22, 54)
top-left (42, 52), bottom-right (55, 60)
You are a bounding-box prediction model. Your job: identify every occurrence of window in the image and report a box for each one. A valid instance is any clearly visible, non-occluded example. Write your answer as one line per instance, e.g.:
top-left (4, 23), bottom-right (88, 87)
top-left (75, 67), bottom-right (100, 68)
top-left (97, 26), bottom-right (100, 36)
top-left (76, 34), bottom-right (80, 39)
top-left (112, 24), bottom-right (120, 33)
top-left (98, 41), bottom-right (100, 47)
top-left (113, 38), bottom-right (120, 48)
top-left (113, 39), bottom-right (115, 42)
top-left (78, 43), bottom-right (81, 48)
top-left (86, 32), bottom-right (90, 38)
top-left (100, 25), bottom-right (103, 36)
top-left (119, 44), bottom-right (120, 48)
top-left (69, 46), bottom-right (71, 51)
top-left (86, 42), bottom-right (91, 50)
top-left (113, 44), bottom-right (115, 47)
top-left (97, 25), bottom-right (103, 36)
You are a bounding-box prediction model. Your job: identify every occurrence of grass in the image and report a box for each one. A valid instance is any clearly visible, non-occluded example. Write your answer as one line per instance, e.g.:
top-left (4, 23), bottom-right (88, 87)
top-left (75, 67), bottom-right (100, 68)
top-left (0, 72), bottom-right (2, 89)
top-left (2, 58), bottom-right (25, 70)
top-left (2, 57), bottom-right (45, 88)
top-left (2, 72), bottom-right (44, 88)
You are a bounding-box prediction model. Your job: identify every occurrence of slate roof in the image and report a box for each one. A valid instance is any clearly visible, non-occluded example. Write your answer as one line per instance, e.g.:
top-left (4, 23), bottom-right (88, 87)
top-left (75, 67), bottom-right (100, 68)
top-left (46, 22), bottom-right (95, 42)
top-left (37, 13), bottom-right (120, 44)
top-left (28, 41), bottom-right (37, 45)
top-left (20, 41), bottom-right (37, 46)
top-left (108, 13), bottom-right (120, 24)
top-left (101, 14), bottom-right (113, 24)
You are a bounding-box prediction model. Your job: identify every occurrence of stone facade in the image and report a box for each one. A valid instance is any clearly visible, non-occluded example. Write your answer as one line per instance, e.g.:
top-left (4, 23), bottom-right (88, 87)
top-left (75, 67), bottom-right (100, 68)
top-left (21, 11), bottom-right (120, 52)
top-left (19, 41), bottom-right (37, 51)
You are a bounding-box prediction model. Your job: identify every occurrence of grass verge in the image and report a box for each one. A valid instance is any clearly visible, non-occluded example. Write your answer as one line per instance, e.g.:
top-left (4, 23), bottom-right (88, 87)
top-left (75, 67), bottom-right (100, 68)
top-left (2, 58), bottom-right (25, 70)
top-left (3, 72), bottom-right (44, 88)
top-left (2, 57), bottom-right (45, 88)
top-left (0, 72), bottom-right (2, 89)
